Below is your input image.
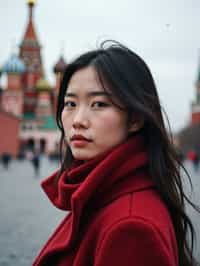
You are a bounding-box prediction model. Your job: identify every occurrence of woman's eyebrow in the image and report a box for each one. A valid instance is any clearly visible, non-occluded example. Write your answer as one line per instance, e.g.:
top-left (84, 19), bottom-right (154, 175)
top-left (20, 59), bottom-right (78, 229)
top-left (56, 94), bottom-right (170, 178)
top-left (65, 91), bottom-right (111, 98)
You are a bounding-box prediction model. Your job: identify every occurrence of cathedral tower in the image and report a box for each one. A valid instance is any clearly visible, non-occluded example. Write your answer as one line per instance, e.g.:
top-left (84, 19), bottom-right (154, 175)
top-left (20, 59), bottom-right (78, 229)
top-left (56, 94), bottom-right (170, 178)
top-left (191, 56), bottom-right (200, 124)
top-left (19, 0), bottom-right (43, 115)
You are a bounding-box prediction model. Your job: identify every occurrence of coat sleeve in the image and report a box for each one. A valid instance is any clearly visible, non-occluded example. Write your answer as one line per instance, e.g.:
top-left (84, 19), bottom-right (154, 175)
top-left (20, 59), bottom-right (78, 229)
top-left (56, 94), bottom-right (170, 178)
top-left (94, 217), bottom-right (177, 266)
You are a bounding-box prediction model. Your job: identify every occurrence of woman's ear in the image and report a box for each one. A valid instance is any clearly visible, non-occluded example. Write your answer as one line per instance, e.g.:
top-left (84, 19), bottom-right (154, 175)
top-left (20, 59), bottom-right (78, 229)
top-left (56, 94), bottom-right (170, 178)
top-left (128, 117), bottom-right (144, 133)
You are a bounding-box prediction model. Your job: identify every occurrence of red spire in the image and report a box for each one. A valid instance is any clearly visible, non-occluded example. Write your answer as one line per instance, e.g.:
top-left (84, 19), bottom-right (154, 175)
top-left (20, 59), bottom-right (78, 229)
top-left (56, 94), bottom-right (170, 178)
top-left (23, 20), bottom-right (38, 41)
top-left (19, 0), bottom-right (43, 97)
top-left (22, 1), bottom-right (39, 44)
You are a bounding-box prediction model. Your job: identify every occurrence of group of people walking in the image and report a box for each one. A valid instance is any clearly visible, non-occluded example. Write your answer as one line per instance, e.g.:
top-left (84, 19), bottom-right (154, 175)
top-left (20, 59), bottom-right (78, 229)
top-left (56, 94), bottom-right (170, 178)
top-left (0, 150), bottom-right (41, 176)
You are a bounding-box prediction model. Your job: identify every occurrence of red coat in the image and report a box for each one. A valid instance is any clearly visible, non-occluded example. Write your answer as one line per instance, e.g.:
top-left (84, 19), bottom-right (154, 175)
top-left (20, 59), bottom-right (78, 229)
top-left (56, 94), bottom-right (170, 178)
top-left (33, 136), bottom-right (178, 266)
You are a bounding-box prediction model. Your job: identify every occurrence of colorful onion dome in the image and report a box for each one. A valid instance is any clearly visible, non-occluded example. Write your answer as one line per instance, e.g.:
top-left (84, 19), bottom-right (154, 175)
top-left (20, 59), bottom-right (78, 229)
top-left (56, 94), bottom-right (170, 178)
top-left (53, 56), bottom-right (67, 73)
top-left (2, 54), bottom-right (26, 74)
top-left (36, 77), bottom-right (51, 91)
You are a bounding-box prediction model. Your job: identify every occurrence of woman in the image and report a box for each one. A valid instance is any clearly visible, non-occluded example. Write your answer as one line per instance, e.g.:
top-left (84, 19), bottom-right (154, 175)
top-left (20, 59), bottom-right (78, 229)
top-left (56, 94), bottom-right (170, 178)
top-left (33, 41), bottom-right (199, 266)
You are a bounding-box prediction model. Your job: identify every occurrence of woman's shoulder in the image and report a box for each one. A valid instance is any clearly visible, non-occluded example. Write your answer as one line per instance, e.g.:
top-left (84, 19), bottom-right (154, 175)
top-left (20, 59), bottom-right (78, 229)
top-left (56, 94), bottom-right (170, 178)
top-left (131, 188), bottom-right (173, 227)
top-left (96, 188), bottom-right (171, 227)
top-left (94, 188), bottom-right (175, 246)
top-left (93, 190), bottom-right (178, 265)
top-left (94, 211), bottom-right (178, 266)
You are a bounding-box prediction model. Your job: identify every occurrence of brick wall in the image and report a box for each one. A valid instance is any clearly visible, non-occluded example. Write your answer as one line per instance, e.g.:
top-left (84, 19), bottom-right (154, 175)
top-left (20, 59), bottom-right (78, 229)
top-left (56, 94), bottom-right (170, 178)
top-left (0, 111), bottom-right (20, 157)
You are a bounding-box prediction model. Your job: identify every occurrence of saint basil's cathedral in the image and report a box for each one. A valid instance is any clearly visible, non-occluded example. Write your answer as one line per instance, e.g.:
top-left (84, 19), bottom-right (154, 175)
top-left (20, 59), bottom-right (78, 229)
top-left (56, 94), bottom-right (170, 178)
top-left (0, 0), bottom-right (67, 156)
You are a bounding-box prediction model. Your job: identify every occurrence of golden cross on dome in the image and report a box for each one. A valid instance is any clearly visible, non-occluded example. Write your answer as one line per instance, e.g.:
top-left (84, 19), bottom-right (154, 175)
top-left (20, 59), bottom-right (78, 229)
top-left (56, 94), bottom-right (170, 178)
top-left (27, 0), bottom-right (36, 5)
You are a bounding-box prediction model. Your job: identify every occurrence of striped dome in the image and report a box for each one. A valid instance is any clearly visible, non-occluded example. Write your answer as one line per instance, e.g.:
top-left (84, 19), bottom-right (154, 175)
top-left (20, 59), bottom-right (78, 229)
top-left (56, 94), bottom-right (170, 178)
top-left (2, 54), bottom-right (26, 74)
top-left (36, 77), bottom-right (51, 91)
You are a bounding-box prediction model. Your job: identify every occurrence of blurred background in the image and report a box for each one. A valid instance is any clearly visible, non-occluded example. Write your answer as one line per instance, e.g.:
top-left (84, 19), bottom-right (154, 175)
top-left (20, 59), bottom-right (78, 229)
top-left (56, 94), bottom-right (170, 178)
top-left (0, 0), bottom-right (200, 265)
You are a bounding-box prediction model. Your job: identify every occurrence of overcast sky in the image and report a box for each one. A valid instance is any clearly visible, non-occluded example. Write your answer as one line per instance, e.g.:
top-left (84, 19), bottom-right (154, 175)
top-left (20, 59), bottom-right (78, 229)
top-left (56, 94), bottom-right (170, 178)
top-left (0, 0), bottom-right (200, 132)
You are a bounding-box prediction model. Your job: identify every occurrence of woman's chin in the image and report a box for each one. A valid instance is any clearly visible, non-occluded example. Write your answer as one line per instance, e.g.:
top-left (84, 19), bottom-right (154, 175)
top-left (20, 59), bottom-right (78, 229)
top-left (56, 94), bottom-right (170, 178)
top-left (72, 149), bottom-right (111, 162)
top-left (72, 151), bottom-right (94, 161)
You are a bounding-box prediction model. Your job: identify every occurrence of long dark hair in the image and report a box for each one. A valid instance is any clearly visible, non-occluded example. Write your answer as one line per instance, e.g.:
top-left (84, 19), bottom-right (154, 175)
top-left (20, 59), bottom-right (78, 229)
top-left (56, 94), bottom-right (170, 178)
top-left (56, 40), bottom-right (199, 266)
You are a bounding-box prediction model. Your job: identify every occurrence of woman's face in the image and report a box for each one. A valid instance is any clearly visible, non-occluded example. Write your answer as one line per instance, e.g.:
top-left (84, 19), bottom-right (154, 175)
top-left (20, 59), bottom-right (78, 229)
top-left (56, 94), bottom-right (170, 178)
top-left (61, 66), bottom-right (132, 161)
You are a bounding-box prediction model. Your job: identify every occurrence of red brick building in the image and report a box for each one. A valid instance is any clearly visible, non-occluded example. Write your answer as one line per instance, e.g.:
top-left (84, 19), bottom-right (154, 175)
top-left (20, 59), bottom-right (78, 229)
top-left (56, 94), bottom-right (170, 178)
top-left (0, 109), bottom-right (20, 157)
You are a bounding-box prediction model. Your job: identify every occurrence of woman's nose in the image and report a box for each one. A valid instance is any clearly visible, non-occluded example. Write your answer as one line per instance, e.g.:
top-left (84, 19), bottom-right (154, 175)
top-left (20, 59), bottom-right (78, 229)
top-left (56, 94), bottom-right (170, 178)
top-left (72, 107), bottom-right (90, 129)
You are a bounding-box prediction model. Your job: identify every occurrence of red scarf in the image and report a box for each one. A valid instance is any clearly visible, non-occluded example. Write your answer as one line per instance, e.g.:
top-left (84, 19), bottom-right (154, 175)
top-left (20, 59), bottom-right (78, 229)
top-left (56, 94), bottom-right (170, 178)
top-left (41, 135), bottom-right (151, 210)
top-left (34, 135), bottom-right (154, 265)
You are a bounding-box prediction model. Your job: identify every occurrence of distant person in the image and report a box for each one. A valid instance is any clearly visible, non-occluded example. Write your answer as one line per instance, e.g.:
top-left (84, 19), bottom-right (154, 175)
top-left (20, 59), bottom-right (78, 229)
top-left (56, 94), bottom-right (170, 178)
top-left (1, 153), bottom-right (12, 169)
top-left (25, 150), bottom-right (40, 177)
top-left (32, 152), bottom-right (40, 177)
top-left (33, 41), bottom-right (199, 266)
top-left (187, 150), bottom-right (199, 172)
top-left (25, 150), bottom-right (34, 161)
top-left (193, 153), bottom-right (200, 172)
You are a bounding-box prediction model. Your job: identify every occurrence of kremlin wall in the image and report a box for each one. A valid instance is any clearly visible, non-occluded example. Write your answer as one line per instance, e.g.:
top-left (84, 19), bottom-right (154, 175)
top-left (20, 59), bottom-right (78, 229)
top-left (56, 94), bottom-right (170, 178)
top-left (0, 0), bottom-right (67, 157)
top-left (0, 1), bottom-right (200, 158)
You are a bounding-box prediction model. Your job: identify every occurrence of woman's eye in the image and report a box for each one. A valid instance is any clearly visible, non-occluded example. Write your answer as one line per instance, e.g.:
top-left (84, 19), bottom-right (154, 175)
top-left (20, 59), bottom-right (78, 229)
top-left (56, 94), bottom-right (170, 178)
top-left (92, 102), bottom-right (109, 108)
top-left (64, 101), bottom-right (76, 108)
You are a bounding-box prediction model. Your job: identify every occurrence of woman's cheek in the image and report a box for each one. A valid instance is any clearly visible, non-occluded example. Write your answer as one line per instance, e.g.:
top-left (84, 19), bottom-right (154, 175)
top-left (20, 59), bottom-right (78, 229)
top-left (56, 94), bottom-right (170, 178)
top-left (61, 111), bottom-right (70, 132)
top-left (61, 109), bottom-right (66, 123)
top-left (100, 111), bottom-right (121, 127)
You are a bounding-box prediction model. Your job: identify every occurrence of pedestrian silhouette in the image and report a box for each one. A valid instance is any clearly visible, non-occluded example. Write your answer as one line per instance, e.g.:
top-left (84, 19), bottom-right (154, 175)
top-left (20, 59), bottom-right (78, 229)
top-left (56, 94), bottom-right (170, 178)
top-left (1, 153), bottom-right (12, 169)
top-left (32, 152), bottom-right (40, 177)
top-left (187, 150), bottom-right (199, 172)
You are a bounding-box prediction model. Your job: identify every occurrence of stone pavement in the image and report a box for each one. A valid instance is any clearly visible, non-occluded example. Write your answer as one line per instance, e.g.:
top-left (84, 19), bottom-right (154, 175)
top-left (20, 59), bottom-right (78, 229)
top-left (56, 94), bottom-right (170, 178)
top-left (183, 161), bottom-right (200, 262)
top-left (0, 157), bottom-right (65, 266)
top-left (0, 158), bottom-right (199, 265)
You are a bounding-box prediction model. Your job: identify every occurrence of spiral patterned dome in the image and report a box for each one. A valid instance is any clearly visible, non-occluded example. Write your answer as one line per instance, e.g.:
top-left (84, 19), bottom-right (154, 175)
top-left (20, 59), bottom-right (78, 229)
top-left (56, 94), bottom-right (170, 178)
top-left (36, 77), bottom-right (51, 91)
top-left (2, 54), bottom-right (26, 74)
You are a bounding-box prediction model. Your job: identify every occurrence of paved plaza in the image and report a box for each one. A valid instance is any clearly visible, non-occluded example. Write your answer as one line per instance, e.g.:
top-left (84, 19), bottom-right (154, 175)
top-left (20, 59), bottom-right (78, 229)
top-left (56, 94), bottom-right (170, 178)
top-left (0, 157), bottom-right (65, 266)
top-left (0, 158), bottom-right (200, 265)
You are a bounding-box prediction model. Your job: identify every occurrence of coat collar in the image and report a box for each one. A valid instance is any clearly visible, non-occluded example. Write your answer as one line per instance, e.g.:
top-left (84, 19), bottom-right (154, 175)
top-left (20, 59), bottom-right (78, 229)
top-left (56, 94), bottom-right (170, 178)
top-left (41, 135), bottom-right (151, 209)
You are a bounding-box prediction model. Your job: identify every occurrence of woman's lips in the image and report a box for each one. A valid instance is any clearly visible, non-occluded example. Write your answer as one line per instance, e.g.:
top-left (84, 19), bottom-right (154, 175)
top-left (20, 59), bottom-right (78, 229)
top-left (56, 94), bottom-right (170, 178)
top-left (71, 139), bottom-right (91, 148)
top-left (70, 135), bottom-right (92, 148)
